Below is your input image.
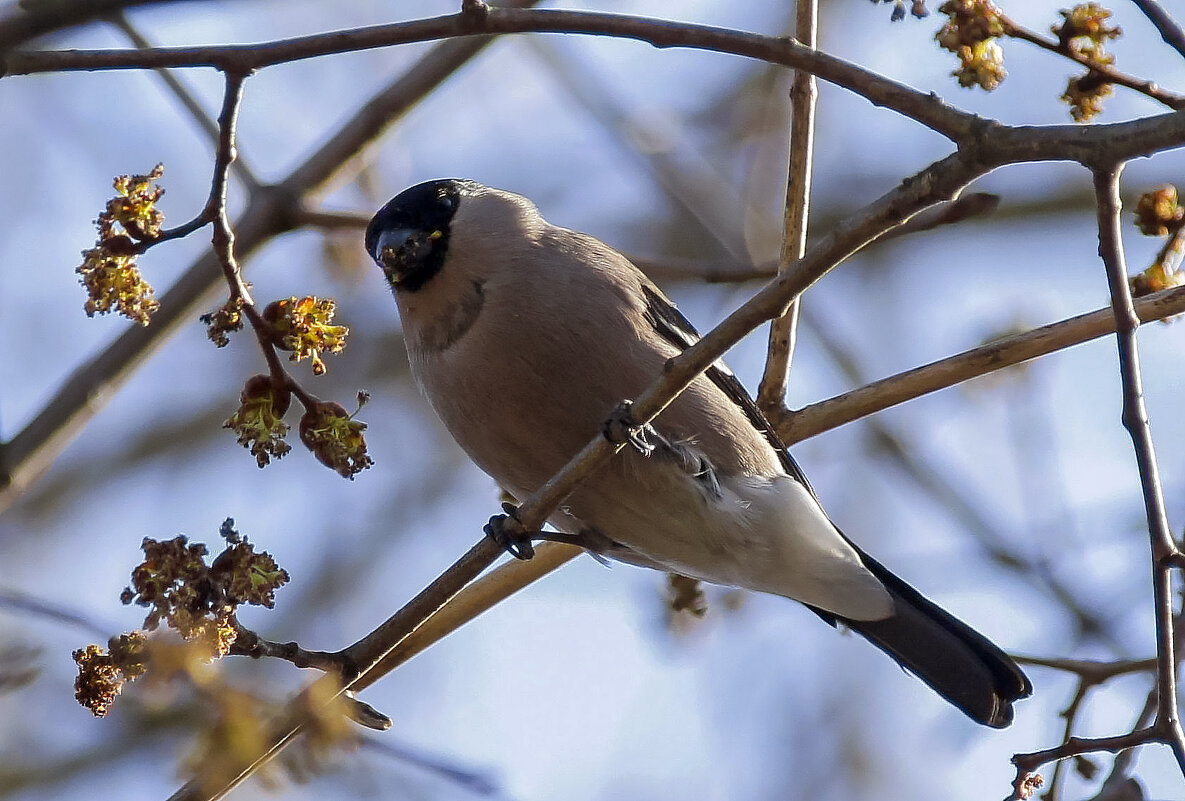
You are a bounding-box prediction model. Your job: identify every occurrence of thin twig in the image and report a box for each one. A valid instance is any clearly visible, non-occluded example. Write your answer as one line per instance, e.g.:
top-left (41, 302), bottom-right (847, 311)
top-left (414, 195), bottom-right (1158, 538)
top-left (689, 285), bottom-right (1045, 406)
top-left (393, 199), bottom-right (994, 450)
top-left (756, 0), bottom-right (816, 413)
top-left (1045, 679), bottom-right (1092, 801)
top-left (0, 0), bottom-right (179, 52)
top-left (0, 588), bottom-right (115, 638)
top-left (1130, 0), bottom-right (1185, 62)
top-left (1015, 650), bottom-right (1156, 798)
top-left (201, 71), bottom-right (312, 406)
top-left (228, 625), bottom-right (343, 673)
top-left (1010, 728), bottom-right (1160, 801)
top-left (1002, 14), bottom-right (1185, 111)
top-left (1092, 164), bottom-right (1185, 773)
top-left (207, 71), bottom-right (250, 302)
top-left (1018, 633), bottom-right (1179, 801)
top-left (0, 3), bottom-right (542, 514)
top-left (350, 542), bottom-right (582, 692)
top-left (775, 284), bottom-right (1185, 445)
top-left (107, 12), bottom-right (259, 188)
top-left (1015, 654), bottom-right (1157, 681)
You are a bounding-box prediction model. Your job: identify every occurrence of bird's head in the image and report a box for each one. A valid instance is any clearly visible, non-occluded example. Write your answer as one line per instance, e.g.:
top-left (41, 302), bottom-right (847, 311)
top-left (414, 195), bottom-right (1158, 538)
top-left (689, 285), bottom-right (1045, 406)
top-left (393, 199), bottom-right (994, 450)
top-left (366, 178), bottom-right (543, 294)
top-left (365, 178), bottom-right (472, 292)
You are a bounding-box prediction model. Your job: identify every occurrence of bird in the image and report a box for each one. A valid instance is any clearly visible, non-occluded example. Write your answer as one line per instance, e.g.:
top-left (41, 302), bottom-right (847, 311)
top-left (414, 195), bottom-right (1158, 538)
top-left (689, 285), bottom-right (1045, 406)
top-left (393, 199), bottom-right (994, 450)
top-left (365, 178), bottom-right (1032, 728)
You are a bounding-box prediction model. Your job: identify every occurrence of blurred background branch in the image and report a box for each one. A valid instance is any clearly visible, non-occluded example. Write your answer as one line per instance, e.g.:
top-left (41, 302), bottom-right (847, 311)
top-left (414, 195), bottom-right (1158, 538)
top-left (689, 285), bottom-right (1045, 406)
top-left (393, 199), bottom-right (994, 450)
top-left (3, 3), bottom-right (1185, 801)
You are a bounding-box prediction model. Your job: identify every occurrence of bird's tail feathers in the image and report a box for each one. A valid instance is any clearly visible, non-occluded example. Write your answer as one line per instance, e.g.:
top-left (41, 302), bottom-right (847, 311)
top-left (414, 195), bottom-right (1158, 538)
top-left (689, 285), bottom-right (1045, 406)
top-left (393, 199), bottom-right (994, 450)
top-left (816, 549), bottom-right (1032, 728)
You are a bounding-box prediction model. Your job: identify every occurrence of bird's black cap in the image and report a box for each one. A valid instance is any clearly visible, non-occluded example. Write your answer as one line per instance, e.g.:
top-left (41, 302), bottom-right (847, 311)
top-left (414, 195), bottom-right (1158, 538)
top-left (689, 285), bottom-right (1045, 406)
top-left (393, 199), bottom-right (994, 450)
top-left (366, 178), bottom-right (475, 292)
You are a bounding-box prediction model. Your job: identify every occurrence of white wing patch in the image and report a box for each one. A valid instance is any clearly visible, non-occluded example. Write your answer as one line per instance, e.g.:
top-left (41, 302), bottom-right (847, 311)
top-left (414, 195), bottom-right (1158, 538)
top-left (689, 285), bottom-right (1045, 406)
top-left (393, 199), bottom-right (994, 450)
top-left (728, 476), bottom-right (895, 621)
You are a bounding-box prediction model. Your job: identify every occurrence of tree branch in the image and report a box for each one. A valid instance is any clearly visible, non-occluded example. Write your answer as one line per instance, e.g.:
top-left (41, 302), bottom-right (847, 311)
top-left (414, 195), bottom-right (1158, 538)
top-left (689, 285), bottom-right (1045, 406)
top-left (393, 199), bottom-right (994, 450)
top-left (1010, 728), bottom-right (1160, 801)
top-left (0, 1), bottom-right (542, 513)
top-left (1130, 0), bottom-right (1185, 62)
top-left (756, 0), bottom-right (815, 413)
top-left (0, 7), bottom-right (985, 142)
top-left (1092, 163), bottom-right (1185, 773)
top-left (0, 0), bottom-right (190, 52)
top-left (1001, 13), bottom-right (1185, 110)
top-left (776, 284), bottom-right (1185, 444)
top-left (107, 11), bottom-right (258, 188)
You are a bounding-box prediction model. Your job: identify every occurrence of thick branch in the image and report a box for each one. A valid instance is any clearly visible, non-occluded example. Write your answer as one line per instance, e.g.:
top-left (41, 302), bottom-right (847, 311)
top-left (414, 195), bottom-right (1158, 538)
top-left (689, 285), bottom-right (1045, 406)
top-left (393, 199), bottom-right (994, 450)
top-left (2, 8), bottom-right (982, 141)
top-left (8, 13), bottom-right (1185, 159)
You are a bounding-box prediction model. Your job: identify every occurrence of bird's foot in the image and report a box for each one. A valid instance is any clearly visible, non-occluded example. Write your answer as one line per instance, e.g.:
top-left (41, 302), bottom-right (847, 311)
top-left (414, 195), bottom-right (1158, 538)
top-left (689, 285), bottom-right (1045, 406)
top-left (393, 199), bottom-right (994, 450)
top-left (484, 502), bottom-right (536, 560)
top-left (533, 527), bottom-right (616, 565)
top-left (485, 505), bottom-right (618, 565)
top-left (460, 0), bottom-right (489, 21)
top-left (602, 400), bottom-right (657, 456)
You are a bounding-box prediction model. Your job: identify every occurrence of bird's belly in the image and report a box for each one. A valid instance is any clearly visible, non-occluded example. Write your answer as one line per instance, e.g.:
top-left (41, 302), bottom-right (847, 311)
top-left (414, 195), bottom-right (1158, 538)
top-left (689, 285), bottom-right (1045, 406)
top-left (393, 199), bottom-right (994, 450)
top-left (548, 451), bottom-right (773, 588)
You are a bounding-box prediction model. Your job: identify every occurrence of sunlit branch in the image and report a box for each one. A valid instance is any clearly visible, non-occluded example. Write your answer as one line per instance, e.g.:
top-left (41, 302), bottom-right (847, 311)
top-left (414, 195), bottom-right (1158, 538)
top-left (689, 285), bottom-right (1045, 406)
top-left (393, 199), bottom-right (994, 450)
top-left (757, 0), bottom-right (816, 414)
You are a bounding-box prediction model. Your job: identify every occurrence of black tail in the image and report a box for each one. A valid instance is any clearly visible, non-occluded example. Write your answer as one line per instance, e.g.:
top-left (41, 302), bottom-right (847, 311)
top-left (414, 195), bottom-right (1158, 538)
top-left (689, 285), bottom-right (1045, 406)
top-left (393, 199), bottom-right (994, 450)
top-left (813, 548), bottom-right (1032, 728)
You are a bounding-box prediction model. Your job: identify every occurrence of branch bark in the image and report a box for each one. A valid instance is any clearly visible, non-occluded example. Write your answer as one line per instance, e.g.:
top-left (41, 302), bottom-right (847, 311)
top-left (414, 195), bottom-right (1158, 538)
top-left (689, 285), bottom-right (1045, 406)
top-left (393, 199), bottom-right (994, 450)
top-left (1092, 164), bottom-right (1185, 772)
top-left (756, 0), bottom-right (816, 413)
top-left (1131, 0), bottom-right (1185, 61)
top-left (777, 284), bottom-right (1185, 444)
top-left (0, 0), bottom-right (543, 513)
top-left (0, 8), bottom-right (984, 141)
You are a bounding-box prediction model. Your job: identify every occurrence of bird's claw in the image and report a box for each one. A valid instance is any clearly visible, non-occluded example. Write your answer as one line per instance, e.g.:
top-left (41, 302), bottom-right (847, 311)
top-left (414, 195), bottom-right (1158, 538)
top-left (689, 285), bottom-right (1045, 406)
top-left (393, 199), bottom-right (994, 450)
top-left (342, 690), bottom-right (393, 731)
top-left (484, 501), bottom-right (535, 560)
top-left (602, 400), bottom-right (656, 456)
top-left (461, 0), bottom-right (489, 19)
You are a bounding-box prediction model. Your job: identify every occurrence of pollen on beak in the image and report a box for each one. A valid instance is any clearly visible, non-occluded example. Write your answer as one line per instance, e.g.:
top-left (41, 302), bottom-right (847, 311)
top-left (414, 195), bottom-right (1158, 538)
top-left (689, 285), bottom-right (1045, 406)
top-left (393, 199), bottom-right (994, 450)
top-left (375, 227), bottom-right (435, 284)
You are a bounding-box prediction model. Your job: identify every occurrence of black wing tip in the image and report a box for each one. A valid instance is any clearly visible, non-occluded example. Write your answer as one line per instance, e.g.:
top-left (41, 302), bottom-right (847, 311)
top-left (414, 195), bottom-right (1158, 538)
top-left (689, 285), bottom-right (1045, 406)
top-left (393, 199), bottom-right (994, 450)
top-left (981, 679), bottom-right (1033, 728)
top-left (984, 698), bottom-right (1014, 729)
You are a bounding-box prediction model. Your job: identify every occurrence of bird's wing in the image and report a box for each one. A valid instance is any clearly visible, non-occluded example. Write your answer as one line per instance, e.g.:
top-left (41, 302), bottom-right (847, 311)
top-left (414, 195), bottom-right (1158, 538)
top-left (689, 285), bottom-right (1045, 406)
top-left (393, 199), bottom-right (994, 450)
top-left (638, 280), bottom-right (1032, 727)
top-left (637, 282), bottom-right (816, 494)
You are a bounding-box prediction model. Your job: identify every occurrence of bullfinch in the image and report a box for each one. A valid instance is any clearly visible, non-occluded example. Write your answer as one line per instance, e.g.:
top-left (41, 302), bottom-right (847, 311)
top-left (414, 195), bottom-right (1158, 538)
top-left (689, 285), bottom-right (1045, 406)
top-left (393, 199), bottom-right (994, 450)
top-left (366, 178), bottom-right (1031, 728)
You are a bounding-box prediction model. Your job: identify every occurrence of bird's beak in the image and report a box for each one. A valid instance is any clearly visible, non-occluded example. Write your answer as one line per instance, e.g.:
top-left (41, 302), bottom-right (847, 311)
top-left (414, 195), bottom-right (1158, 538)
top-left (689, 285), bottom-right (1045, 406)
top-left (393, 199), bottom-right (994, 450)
top-left (374, 227), bottom-right (436, 285)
